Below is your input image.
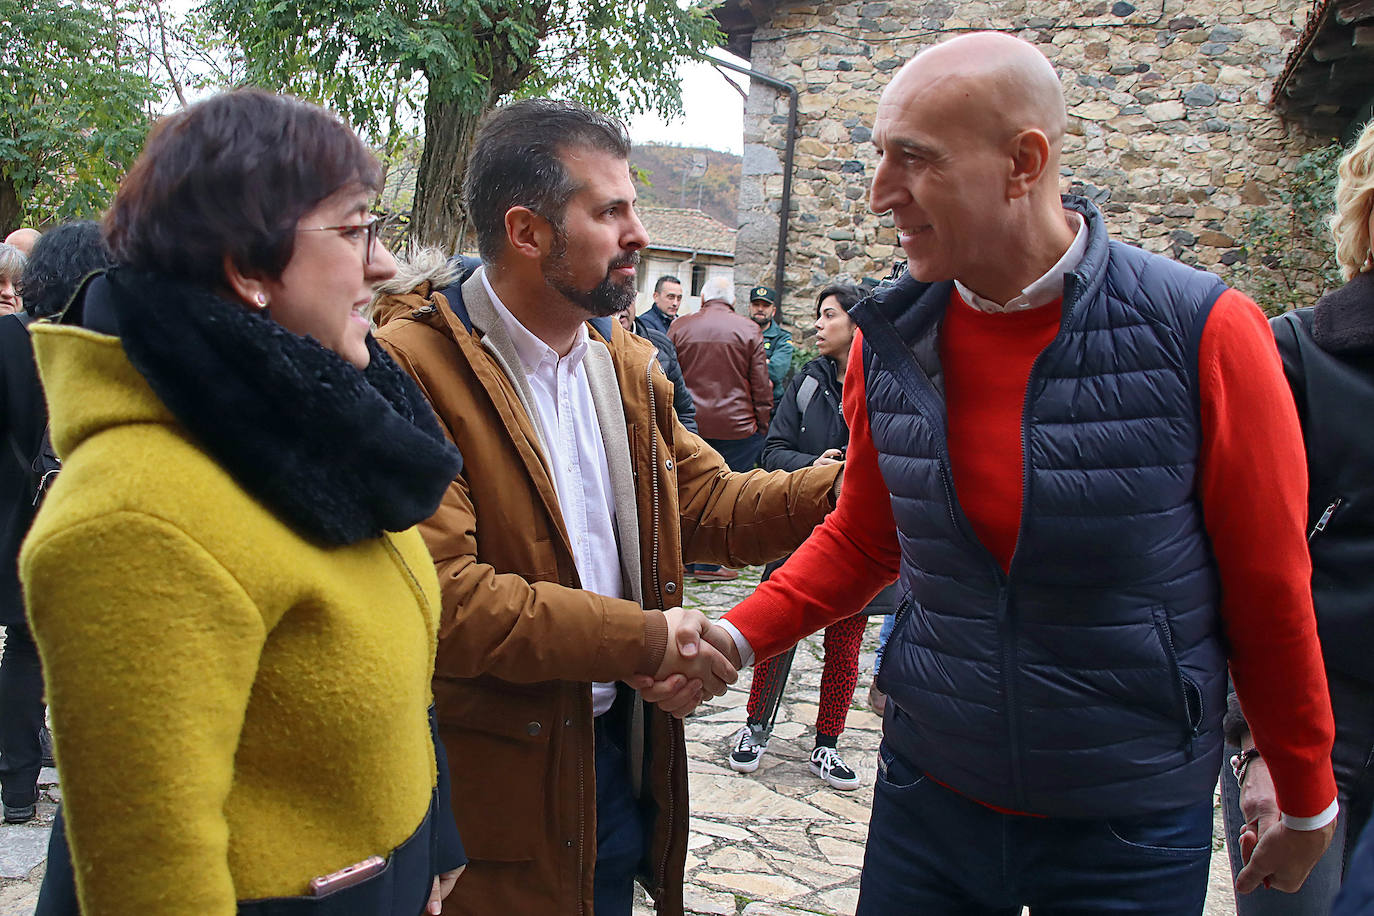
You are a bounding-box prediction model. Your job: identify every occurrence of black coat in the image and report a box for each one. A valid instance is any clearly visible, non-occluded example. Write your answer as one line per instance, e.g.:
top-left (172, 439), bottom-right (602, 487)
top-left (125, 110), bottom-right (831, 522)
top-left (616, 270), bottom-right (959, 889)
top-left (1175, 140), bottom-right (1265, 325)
top-left (760, 355), bottom-right (897, 614)
top-left (1271, 271), bottom-right (1374, 684)
top-left (633, 317), bottom-right (697, 433)
top-left (0, 314), bottom-right (48, 626)
top-left (761, 355), bottom-right (846, 471)
top-left (636, 305), bottom-right (673, 338)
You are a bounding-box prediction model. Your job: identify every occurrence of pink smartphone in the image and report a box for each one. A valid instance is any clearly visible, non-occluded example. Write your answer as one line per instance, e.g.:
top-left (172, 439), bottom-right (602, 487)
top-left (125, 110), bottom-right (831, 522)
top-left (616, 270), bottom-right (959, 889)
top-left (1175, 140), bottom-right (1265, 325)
top-left (308, 855), bottom-right (386, 896)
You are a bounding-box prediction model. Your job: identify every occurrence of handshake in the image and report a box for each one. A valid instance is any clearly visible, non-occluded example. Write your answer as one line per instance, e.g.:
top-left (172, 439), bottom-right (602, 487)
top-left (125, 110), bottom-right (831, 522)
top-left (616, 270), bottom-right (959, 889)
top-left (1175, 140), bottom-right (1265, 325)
top-left (627, 607), bottom-right (744, 717)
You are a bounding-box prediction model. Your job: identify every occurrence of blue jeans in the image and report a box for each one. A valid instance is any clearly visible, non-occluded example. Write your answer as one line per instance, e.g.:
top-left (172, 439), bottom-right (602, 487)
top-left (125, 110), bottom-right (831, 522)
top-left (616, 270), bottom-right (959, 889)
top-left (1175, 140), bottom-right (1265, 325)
top-left (704, 432), bottom-right (764, 473)
top-left (1221, 668), bottom-right (1374, 914)
top-left (858, 742), bottom-right (1213, 915)
top-left (687, 432), bottom-right (765, 575)
top-left (593, 710), bottom-right (646, 916)
top-left (873, 613), bottom-right (896, 676)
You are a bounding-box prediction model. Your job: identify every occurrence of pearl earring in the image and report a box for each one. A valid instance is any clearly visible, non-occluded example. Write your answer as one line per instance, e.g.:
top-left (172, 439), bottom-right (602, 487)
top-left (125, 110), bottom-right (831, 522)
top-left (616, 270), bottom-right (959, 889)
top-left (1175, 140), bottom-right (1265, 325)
top-left (254, 292), bottom-right (268, 309)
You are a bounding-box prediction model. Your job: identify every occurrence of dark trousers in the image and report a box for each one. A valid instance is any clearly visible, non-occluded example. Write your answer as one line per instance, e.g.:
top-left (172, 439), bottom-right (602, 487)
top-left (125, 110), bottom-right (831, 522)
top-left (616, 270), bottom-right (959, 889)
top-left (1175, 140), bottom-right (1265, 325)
top-left (704, 432), bottom-right (765, 473)
top-left (1222, 668), bottom-right (1374, 914)
top-left (689, 432), bottom-right (765, 575)
top-left (0, 618), bottom-right (45, 807)
top-left (593, 707), bottom-right (647, 916)
top-left (858, 742), bottom-right (1213, 915)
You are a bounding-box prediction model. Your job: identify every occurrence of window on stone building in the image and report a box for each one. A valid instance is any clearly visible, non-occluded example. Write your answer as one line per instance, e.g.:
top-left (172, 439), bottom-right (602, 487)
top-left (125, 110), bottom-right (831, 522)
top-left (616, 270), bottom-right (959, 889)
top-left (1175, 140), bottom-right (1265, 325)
top-left (690, 263), bottom-right (707, 296)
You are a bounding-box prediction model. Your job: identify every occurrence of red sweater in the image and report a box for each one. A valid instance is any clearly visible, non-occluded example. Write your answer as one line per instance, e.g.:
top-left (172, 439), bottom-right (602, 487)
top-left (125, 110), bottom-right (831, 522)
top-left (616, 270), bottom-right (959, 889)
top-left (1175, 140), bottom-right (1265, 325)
top-left (725, 286), bottom-right (1337, 819)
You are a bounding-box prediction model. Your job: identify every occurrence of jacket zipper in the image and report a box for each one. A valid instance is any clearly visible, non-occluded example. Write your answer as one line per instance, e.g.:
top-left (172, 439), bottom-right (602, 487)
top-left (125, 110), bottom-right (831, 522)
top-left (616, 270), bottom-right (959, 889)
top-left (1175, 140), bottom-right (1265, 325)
top-left (930, 417), bottom-right (1021, 806)
top-left (1149, 606), bottom-right (1199, 754)
top-left (577, 719), bottom-right (586, 916)
top-left (997, 325), bottom-right (1061, 810)
top-left (646, 361), bottom-right (663, 602)
top-left (1309, 497), bottom-right (1343, 542)
top-left (645, 358), bottom-right (675, 905)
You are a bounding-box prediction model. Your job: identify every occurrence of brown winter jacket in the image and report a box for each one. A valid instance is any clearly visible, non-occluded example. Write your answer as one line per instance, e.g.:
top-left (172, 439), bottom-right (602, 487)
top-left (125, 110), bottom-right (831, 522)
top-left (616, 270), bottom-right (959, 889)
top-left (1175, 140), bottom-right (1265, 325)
top-left (669, 300), bottom-right (773, 440)
top-left (372, 267), bottom-right (841, 916)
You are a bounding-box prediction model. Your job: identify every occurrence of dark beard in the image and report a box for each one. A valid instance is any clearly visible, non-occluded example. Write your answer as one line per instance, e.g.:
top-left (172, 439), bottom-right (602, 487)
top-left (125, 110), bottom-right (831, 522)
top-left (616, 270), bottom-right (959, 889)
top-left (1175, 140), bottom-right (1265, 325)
top-left (543, 232), bottom-right (639, 318)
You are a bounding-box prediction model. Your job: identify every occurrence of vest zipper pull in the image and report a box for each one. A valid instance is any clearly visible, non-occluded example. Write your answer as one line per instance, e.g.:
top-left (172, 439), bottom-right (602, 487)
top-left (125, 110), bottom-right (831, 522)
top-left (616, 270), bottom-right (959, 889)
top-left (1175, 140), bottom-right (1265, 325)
top-left (1309, 497), bottom-right (1343, 541)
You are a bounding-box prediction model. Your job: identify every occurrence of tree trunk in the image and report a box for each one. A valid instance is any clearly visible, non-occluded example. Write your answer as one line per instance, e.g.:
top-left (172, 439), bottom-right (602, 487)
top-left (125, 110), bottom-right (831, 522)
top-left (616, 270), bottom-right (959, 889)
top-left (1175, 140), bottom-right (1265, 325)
top-left (410, 93), bottom-right (488, 252)
top-left (0, 178), bottom-right (22, 237)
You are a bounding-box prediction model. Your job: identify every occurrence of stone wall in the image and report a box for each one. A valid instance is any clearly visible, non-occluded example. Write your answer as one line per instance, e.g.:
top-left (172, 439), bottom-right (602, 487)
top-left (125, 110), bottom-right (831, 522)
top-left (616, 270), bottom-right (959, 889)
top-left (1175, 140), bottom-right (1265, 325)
top-left (735, 0), bottom-right (1331, 338)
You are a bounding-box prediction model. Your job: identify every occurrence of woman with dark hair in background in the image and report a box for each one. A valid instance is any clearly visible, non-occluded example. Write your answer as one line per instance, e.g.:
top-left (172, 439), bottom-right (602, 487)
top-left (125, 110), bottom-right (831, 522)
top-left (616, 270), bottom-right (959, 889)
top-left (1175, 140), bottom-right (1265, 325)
top-left (0, 222), bottom-right (114, 827)
top-left (728, 282), bottom-right (897, 790)
top-left (18, 222), bottom-right (114, 319)
top-left (22, 90), bottom-right (465, 915)
top-left (1226, 117), bottom-right (1374, 915)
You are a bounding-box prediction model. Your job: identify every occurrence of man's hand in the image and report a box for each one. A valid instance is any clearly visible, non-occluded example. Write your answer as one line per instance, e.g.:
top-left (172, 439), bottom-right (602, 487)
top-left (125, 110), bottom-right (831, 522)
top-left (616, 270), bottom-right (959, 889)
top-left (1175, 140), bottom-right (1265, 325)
top-left (1234, 755), bottom-right (1336, 894)
top-left (628, 609), bottom-right (740, 717)
top-left (701, 621), bottom-right (742, 670)
top-left (426, 865), bottom-right (465, 914)
top-left (813, 449), bottom-right (843, 467)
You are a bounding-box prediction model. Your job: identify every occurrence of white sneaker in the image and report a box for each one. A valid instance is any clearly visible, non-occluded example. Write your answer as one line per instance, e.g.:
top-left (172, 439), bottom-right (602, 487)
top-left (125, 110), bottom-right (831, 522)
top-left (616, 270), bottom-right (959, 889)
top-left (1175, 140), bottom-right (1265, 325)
top-left (729, 725), bottom-right (768, 773)
top-left (809, 745), bottom-right (860, 790)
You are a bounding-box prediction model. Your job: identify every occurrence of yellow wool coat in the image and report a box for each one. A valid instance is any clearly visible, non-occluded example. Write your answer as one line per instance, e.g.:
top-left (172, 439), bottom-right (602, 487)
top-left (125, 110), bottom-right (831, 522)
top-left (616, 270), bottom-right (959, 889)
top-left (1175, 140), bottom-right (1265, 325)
top-left (21, 325), bottom-right (446, 915)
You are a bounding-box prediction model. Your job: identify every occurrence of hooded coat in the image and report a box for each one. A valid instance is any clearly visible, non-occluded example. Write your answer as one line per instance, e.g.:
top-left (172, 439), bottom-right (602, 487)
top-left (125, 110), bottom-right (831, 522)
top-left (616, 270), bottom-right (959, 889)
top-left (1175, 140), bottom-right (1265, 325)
top-left (372, 265), bottom-right (840, 916)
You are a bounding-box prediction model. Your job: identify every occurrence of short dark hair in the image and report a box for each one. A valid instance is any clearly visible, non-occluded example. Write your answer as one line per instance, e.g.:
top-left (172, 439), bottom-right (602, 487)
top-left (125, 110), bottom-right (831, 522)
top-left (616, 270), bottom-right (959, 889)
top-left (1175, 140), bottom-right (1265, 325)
top-left (464, 99), bottom-right (632, 264)
top-left (105, 89), bottom-right (381, 287)
top-left (815, 282), bottom-right (864, 318)
top-left (654, 275), bottom-right (682, 294)
top-left (18, 221), bottom-right (115, 318)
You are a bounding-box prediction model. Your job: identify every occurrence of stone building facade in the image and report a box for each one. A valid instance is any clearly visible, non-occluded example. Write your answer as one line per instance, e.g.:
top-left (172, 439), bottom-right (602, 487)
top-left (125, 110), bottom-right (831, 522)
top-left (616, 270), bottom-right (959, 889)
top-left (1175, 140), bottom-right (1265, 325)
top-left (722, 0), bottom-right (1334, 338)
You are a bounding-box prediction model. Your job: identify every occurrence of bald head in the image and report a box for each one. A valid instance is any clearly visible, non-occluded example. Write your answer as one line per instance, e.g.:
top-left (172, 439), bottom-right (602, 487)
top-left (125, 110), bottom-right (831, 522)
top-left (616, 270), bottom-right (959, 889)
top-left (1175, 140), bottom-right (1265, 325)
top-left (868, 32), bottom-right (1079, 303)
top-left (4, 228), bottom-right (40, 256)
top-left (887, 32), bottom-right (1066, 154)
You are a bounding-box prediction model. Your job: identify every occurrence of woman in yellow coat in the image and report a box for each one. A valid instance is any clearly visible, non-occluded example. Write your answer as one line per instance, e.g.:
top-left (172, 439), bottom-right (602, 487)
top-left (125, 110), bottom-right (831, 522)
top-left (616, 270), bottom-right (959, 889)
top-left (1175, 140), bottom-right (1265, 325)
top-left (21, 90), bottom-right (465, 915)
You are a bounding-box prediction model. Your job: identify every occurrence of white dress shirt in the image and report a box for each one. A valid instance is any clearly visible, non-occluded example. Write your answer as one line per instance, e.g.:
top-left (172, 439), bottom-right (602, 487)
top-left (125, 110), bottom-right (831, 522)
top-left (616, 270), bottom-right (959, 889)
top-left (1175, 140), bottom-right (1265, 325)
top-left (483, 273), bottom-right (623, 717)
top-left (953, 210), bottom-right (1087, 313)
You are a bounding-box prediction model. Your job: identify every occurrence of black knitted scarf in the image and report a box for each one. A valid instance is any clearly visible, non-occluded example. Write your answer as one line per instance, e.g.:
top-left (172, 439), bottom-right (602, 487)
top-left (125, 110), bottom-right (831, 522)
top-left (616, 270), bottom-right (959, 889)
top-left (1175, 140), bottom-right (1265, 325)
top-left (93, 268), bottom-right (461, 545)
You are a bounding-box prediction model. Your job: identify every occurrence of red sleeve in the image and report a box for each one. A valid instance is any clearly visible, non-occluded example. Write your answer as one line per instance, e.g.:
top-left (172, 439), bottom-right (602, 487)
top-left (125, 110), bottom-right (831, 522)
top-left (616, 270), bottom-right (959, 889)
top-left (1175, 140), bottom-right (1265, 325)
top-left (1200, 290), bottom-right (1335, 819)
top-left (724, 331), bottom-right (901, 661)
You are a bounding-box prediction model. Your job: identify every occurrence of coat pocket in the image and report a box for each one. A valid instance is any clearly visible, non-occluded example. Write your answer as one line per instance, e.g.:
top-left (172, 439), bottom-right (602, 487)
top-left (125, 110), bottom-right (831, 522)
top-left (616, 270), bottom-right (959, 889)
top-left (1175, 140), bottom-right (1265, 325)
top-left (432, 678), bottom-right (552, 862)
top-left (1148, 607), bottom-right (1203, 750)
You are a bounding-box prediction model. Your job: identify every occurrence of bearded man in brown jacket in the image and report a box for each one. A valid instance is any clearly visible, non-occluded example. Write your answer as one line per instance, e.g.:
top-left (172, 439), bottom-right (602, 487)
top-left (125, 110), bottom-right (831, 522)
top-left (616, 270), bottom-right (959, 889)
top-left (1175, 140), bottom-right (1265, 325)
top-left (371, 100), bottom-right (843, 916)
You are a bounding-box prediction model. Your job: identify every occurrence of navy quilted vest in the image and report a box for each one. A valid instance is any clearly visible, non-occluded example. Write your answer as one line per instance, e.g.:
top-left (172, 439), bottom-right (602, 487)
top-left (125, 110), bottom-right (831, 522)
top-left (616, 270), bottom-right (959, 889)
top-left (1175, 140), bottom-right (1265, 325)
top-left (857, 197), bottom-right (1229, 816)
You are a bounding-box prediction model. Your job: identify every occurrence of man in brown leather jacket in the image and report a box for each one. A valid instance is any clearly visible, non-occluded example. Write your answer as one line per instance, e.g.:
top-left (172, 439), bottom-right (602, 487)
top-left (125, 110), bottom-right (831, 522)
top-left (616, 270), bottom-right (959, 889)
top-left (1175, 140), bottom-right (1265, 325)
top-left (669, 277), bottom-right (774, 474)
top-left (372, 100), bottom-right (842, 916)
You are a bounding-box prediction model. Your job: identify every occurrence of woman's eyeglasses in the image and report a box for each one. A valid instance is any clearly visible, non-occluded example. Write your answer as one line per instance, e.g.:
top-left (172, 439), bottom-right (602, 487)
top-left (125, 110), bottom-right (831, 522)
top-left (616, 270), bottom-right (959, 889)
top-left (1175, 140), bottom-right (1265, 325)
top-left (298, 214), bottom-right (390, 265)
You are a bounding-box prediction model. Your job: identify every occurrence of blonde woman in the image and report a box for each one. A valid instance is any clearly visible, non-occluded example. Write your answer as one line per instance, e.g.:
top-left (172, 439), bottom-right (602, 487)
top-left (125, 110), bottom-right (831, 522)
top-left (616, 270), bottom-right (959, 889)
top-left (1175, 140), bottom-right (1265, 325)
top-left (1223, 118), bottom-right (1374, 915)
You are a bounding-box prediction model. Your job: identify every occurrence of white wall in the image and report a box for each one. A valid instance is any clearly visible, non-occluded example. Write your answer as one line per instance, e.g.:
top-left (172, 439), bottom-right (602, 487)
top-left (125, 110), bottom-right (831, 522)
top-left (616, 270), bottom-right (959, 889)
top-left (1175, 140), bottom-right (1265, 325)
top-left (636, 255), bottom-right (734, 316)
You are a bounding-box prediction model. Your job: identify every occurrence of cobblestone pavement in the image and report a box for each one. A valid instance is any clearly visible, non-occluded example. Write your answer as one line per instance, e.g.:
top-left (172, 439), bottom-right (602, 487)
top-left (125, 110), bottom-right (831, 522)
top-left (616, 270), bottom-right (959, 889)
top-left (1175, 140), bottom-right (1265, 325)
top-left (1, 573), bottom-right (1241, 915)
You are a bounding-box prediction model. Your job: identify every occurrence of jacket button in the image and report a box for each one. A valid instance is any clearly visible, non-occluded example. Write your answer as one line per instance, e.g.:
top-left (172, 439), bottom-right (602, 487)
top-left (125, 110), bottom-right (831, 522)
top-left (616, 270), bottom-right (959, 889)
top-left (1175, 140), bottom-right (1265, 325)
top-left (526, 721), bottom-right (542, 736)
top-left (566, 840), bottom-right (574, 848)
top-left (665, 459), bottom-right (674, 471)
top-left (665, 581), bottom-right (677, 594)
top-left (564, 718), bottom-right (573, 727)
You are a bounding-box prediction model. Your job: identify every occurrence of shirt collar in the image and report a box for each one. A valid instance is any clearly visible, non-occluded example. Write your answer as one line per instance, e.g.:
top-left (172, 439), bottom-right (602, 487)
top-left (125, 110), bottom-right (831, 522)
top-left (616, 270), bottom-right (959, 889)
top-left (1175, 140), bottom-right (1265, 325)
top-left (482, 271), bottom-right (588, 374)
top-left (954, 210), bottom-right (1087, 313)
